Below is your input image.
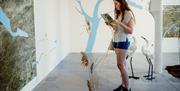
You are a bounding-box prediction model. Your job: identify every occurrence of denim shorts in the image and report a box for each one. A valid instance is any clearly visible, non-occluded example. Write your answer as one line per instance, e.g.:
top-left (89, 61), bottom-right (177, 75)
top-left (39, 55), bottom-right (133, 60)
top-left (113, 38), bottom-right (130, 50)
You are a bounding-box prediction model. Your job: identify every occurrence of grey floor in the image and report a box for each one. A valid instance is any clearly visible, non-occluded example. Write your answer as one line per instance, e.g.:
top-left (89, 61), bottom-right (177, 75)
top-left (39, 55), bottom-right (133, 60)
top-left (33, 53), bottom-right (180, 91)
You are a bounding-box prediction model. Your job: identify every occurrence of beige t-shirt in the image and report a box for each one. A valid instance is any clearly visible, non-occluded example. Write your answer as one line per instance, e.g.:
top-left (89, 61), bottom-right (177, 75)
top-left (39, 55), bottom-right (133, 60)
top-left (112, 10), bottom-right (134, 42)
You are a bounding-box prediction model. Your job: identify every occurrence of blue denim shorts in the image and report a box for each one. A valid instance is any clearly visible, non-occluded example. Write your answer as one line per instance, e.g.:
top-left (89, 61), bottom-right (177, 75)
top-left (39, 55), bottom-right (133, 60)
top-left (113, 38), bottom-right (130, 50)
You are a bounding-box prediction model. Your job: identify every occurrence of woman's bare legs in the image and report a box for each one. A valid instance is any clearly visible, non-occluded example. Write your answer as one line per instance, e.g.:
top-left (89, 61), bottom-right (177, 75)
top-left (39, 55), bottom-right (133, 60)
top-left (115, 48), bottom-right (129, 89)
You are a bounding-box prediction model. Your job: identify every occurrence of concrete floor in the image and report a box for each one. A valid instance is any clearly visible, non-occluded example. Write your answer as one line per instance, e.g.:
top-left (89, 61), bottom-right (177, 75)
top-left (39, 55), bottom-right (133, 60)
top-left (33, 53), bottom-right (180, 91)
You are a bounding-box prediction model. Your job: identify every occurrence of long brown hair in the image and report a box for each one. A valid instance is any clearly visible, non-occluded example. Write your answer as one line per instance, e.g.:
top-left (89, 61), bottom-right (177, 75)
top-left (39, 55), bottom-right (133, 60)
top-left (114, 0), bottom-right (135, 23)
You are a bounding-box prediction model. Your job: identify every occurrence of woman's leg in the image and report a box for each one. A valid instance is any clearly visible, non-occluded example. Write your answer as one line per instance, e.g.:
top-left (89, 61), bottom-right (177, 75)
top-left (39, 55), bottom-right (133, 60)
top-left (115, 48), bottom-right (129, 89)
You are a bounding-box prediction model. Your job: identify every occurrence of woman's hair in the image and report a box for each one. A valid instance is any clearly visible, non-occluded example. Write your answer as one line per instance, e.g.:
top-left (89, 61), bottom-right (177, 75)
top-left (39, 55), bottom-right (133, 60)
top-left (114, 0), bottom-right (135, 22)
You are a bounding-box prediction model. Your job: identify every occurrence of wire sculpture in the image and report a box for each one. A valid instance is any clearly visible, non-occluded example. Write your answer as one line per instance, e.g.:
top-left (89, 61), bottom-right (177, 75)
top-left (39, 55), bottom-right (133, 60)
top-left (141, 36), bottom-right (155, 80)
top-left (126, 36), bottom-right (140, 79)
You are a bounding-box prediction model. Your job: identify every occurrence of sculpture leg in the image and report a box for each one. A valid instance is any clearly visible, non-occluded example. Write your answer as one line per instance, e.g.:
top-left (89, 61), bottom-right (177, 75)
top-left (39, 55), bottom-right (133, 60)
top-left (146, 58), bottom-right (155, 80)
top-left (144, 56), bottom-right (151, 78)
top-left (129, 57), bottom-right (139, 79)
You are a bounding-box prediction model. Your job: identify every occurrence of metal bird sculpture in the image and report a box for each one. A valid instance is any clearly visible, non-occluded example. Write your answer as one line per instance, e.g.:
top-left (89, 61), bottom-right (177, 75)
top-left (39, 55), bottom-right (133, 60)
top-left (141, 36), bottom-right (155, 80)
top-left (126, 36), bottom-right (139, 79)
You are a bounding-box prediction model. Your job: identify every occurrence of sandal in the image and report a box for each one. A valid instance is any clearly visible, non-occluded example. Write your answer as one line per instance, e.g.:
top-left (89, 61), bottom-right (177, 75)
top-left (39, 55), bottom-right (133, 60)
top-left (122, 87), bottom-right (131, 91)
top-left (113, 85), bottom-right (123, 91)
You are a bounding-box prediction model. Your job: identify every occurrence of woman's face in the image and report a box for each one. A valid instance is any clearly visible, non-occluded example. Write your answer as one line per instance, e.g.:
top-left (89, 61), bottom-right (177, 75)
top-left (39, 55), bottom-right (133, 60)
top-left (114, 0), bottom-right (121, 10)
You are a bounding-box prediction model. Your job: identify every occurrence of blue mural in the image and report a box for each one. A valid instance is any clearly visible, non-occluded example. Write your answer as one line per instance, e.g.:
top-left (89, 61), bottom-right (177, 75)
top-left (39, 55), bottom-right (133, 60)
top-left (127, 0), bottom-right (143, 9)
top-left (75, 0), bottom-right (103, 53)
top-left (0, 0), bottom-right (35, 90)
top-left (0, 7), bottom-right (28, 38)
top-left (0, 5), bottom-right (59, 68)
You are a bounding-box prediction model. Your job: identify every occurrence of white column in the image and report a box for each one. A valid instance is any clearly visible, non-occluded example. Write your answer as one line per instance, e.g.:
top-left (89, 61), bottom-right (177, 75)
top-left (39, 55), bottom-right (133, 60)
top-left (150, 0), bottom-right (163, 73)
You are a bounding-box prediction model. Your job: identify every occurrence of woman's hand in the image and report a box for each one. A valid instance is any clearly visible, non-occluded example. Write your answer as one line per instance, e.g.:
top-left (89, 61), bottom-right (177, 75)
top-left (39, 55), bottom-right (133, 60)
top-left (105, 20), bottom-right (118, 31)
top-left (109, 20), bottom-right (118, 31)
top-left (105, 21), bottom-right (110, 25)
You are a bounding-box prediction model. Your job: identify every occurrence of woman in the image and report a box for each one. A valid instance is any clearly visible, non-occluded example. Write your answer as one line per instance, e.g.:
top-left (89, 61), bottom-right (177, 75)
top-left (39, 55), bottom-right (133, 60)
top-left (106, 0), bottom-right (135, 91)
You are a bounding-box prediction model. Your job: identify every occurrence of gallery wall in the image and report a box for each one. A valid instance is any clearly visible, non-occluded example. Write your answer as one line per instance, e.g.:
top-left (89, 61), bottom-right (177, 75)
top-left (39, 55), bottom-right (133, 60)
top-left (21, 0), bottom-right (70, 91)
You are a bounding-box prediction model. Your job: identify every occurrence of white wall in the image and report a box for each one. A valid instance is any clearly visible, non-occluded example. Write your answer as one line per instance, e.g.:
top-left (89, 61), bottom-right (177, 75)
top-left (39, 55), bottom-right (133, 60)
top-left (21, 0), bottom-right (70, 91)
top-left (162, 0), bottom-right (180, 5)
top-left (163, 38), bottom-right (179, 53)
top-left (133, 8), bottom-right (155, 53)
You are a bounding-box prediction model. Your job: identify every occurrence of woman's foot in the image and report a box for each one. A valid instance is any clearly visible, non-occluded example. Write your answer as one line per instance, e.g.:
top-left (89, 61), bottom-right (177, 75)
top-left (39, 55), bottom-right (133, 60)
top-left (122, 87), bottom-right (131, 91)
top-left (113, 85), bottom-right (123, 91)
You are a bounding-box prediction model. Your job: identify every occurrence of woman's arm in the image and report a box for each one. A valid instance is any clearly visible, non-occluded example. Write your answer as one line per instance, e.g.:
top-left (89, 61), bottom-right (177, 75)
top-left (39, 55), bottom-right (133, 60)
top-left (117, 18), bottom-right (134, 34)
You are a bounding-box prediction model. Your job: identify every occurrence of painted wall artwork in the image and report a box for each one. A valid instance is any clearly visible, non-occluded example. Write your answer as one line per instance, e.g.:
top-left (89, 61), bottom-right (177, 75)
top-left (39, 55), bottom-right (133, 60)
top-left (0, 0), bottom-right (36, 91)
top-left (163, 5), bottom-right (180, 38)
